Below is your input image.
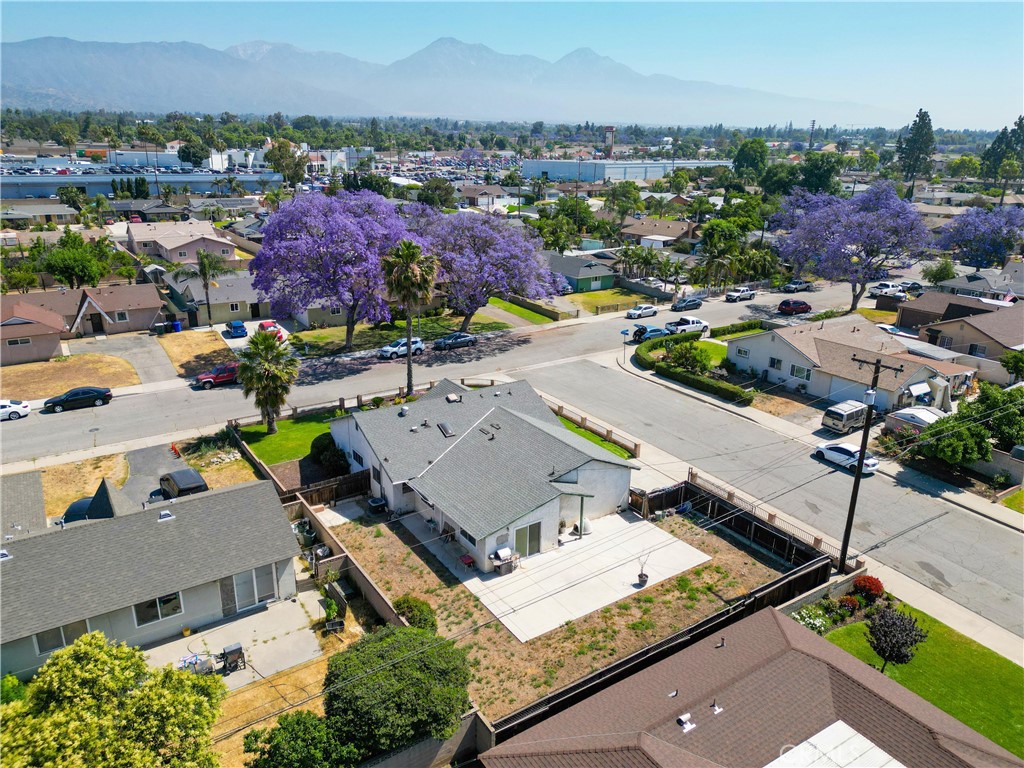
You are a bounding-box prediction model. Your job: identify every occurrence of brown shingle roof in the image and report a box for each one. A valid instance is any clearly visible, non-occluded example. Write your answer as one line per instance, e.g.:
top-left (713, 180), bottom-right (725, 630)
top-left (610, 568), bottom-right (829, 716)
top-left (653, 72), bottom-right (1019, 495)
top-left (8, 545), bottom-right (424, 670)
top-left (773, 314), bottom-right (906, 365)
top-left (480, 609), bottom-right (1021, 768)
top-left (0, 300), bottom-right (66, 337)
top-left (924, 302), bottom-right (1024, 349)
top-left (898, 292), bottom-right (997, 318)
top-left (621, 219), bottom-right (695, 240)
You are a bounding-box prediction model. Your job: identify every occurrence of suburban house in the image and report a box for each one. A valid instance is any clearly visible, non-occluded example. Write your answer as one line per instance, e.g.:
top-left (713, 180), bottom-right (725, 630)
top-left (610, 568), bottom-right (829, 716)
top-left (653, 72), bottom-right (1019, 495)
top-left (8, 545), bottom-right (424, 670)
top-left (479, 608), bottom-right (1022, 768)
top-left (640, 190), bottom-right (688, 208)
top-left (546, 252), bottom-right (616, 292)
top-left (108, 199), bottom-right (184, 222)
top-left (222, 214), bottom-right (267, 244)
top-left (555, 182), bottom-right (607, 199)
top-left (913, 203), bottom-right (969, 229)
top-left (896, 292), bottom-right (1010, 330)
top-left (459, 185), bottom-right (514, 211)
top-left (0, 284), bottom-right (164, 343)
top-left (186, 197), bottom-right (263, 220)
top-left (0, 300), bottom-right (65, 365)
top-left (919, 301), bottom-right (1024, 361)
top-left (0, 480), bottom-right (298, 680)
top-left (725, 315), bottom-right (975, 411)
top-left (163, 269), bottom-right (270, 326)
top-left (0, 200), bottom-right (78, 226)
top-left (329, 380), bottom-right (636, 572)
top-left (937, 261), bottom-right (1023, 301)
top-left (126, 220), bottom-right (236, 264)
top-left (620, 217), bottom-right (697, 248)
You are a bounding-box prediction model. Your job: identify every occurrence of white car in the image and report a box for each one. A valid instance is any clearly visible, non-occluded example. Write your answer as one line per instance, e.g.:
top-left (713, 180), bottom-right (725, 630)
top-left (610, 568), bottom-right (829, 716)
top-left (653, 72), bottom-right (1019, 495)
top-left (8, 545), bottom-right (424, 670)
top-left (0, 399), bottom-right (31, 421)
top-left (625, 304), bottom-right (658, 319)
top-left (725, 287), bottom-right (756, 302)
top-left (814, 442), bottom-right (879, 474)
top-left (378, 337), bottom-right (425, 359)
top-left (665, 316), bottom-right (710, 335)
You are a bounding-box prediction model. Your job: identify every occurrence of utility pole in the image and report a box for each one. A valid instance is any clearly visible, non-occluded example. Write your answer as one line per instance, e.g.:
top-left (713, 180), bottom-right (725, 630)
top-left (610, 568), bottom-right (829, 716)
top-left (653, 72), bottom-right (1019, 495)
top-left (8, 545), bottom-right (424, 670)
top-left (837, 355), bottom-right (903, 573)
top-left (808, 120), bottom-right (816, 151)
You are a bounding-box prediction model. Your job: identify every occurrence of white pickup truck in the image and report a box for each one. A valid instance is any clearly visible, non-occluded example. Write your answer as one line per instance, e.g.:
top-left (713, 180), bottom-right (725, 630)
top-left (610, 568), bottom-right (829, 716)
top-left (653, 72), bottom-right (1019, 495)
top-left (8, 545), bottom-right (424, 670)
top-left (867, 282), bottom-right (908, 299)
top-left (725, 287), bottom-right (756, 303)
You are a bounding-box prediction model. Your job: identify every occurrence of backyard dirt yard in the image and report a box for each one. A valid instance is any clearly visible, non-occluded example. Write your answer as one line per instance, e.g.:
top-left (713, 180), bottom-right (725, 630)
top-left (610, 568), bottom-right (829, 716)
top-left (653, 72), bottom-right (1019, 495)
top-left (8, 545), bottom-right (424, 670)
top-left (40, 454), bottom-right (128, 519)
top-left (157, 330), bottom-right (234, 377)
top-left (0, 354), bottom-right (139, 400)
top-left (332, 513), bottom-right (783, 720)
top-left (752, 389), bottom-right (820, 418)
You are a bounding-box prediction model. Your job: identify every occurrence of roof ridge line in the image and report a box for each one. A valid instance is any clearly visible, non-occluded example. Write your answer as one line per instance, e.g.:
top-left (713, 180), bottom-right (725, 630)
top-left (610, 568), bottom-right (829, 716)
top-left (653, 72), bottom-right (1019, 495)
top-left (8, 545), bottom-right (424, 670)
top-left (415, 405), bottom-right (496, 479)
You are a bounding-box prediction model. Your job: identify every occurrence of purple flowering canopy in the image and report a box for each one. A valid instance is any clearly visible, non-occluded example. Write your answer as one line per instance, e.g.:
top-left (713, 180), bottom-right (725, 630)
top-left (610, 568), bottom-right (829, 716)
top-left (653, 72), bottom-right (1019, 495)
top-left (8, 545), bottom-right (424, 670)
top-left (251, 191), bottom-right (410, 350)
top-left (936, 206), bottom-right (1024, 271)
top-left (776, 182), bottom-right (930, 310)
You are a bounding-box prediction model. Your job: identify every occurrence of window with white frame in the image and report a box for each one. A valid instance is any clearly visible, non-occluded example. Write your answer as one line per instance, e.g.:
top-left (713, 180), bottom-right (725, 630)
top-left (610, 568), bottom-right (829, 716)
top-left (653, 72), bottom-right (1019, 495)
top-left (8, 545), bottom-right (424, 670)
top-left (133, 592), bottom-right (183, 626)
top-left (769, 357), bottom-right (782, 370)
top-left (939, 336), bottom-right (953, 349)
top-left (221, 248), bottom-right (231, 255)
top-left (790, 364), bottom-right (812, 382)
top-left (6, 338), bottom-right (30, 347)
top-left (736, 347), bottom-right (749, 358)
top-left (141, 241), bottom-right (153, 248)
top-left (35, 620), bottom-right (89, 655)
top-left (329, 307), bottom-right (343, 316)
top-left (229, 302), bottom-right (240, 313)
top-left (968, 343), bottom-right (988, 358)
top-left (352, 450), bottom-right (364, 467)
top-left (177, 251), bottom-right (187, 259)
top-left (115, 311), bottom-right (128, 322)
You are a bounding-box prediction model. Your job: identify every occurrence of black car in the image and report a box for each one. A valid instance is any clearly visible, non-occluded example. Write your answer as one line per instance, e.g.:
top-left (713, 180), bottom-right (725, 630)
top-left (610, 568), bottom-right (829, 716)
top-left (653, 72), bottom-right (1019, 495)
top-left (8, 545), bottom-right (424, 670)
top-left (433, 332), bottom-right (477, 351)
top-left (670, 296), bottom-right (703, 312)
top-left (44, 387), bottom-right (113, 413)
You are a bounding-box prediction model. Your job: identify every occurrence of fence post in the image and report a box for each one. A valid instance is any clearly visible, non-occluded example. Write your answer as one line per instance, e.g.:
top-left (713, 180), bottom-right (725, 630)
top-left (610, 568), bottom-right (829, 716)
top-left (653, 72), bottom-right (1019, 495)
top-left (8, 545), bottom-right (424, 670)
top-left (339, 397), bottom-right (345, 409)
top-left (357, 394), bottom-right (364, 407)
top-left (556, 405), bottom-right (564, 416)
top-left (580, 416), bottom-right (588, 428)
top-left (633, 442), bottom-right (641, 458)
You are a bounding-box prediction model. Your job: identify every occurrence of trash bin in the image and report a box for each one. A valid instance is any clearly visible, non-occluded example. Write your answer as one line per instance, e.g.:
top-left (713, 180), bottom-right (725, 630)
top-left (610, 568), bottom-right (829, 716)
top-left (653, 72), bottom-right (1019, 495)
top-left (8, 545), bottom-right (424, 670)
top-left (153, 323), bottom-right (166, 336)
top-left (171, 320), bottom-right (182, 333)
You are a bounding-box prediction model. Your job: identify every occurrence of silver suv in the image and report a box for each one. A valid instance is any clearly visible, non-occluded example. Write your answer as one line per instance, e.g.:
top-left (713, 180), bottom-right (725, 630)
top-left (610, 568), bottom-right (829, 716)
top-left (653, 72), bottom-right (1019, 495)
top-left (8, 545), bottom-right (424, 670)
top-left (378, 338), bottom-right (425, 359)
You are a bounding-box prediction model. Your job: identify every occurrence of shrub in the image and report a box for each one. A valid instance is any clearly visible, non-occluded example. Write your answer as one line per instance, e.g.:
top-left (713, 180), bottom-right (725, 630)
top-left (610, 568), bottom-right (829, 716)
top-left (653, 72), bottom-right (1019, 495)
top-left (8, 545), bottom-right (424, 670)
top-left (1, 673), bottom-right (26, 704)
top-left (838, 595), bottom-right (860, 614)
top-left (666, 340), bottom-right (712, 374)
top-left (635, 331), bottom-right (701, 370)
top-left (324, 597), bottom-right (339, 622)
top-left (393, 594), bottom-right (438, 632)
top-left (371, 396), bottom-right (386, 409)
top-left (310, 433), bottom-right (350, 476)
top-left (792, 605), bottom-right (831, 635)
top-left (653, 361), bottom-right (755, 405)
top-left (852, 574), bottom-right (885, 603)
top-left (708, 319), bottom-right (763, 339)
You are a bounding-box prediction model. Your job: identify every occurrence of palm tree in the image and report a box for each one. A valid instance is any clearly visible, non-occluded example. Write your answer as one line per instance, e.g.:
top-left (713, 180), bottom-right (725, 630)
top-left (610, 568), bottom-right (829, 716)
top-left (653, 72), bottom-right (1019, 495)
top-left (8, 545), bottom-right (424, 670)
top-left (697, 244), bottom-right (734, 293)
top-left (237, 331), bottom-right (298, 435)
top-left (382, 239), bottom-right (438, 395)
top-left (688, 196), bottom-right (715, 224)
top-left (159, 184), bottom-right (176, 205)
top-left (170, 248), bottom-right (232, 328)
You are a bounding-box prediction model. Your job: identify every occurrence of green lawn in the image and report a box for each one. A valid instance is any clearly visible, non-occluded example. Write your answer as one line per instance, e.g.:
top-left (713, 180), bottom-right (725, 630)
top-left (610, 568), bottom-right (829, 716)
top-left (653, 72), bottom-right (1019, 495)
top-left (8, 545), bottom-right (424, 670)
top-left (1001, 488), bottom-right (1024, 514)
top-left (558, 416), bottom-right (633, 459)
top-left (855, 307), bottom-right (897, 323)
top-left (238, 412), bottom-right (335, 465)
top-left (567, 287), bottom-right (651, 314)
top-left (487, 298), bottom-right (552, 325)
top-left (291, 314), bottom-right (511, 357)
top-left (827, 605), bottom-right (1024, 758)
top-left (694, 340), bottom-right (727, 366)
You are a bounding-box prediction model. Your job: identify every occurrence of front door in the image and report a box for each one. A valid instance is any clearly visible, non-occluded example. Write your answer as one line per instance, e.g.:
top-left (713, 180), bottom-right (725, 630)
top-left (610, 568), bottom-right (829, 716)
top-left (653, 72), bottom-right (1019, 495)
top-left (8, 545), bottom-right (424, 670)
top-left (89, 313), bottom-right (104, 334)
top-left (250, 303), bottom-right (261, 319)
top-left (514, 522), bottom-right (541, 557)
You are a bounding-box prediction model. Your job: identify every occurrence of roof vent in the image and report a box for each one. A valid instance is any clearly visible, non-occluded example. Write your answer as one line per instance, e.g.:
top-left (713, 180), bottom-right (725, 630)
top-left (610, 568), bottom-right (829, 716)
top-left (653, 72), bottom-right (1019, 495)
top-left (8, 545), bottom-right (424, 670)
top-left (438, 422), bottom-right (455, 438)
top-left (445, 394), bottom-right (463, 403)
top-left (410, 426), bottom-right (418, 433)
top-left (479, 428), bottom-right (491, 436)
top-left (400, 406), bottom-right (409, 416)
top-left (676, 713), bottom-right (696, 733)
top-left (0, 548), bottom-right (10, 561)
top-left (421, 419), bottom-right (429, 427)
top-left (488, 433), bottom-right (496, 440)
top-left (711, 699), bottom-right (723, 715)
top-left (490, 423), bottom-right (501, 430)
top-left (158, 510), bottom-right (175, 522)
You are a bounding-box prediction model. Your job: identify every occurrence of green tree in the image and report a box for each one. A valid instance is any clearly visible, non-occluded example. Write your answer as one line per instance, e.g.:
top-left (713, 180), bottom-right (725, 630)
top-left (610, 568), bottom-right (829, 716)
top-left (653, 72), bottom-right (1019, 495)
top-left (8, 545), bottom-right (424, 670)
top-left (998, 157), bottom-right (1020, 206)
top-left (760, 163), bottom-right (801, 197)
top-left (865, 607), bottom-right (929, 674)
top-left (916, 408), bottom-right (993, 468)
top-left (160, 183), bottom-right (176, 205)
top-left (244, 711), bottom-right (359, 768)
top-left (687, 195), bottom-right (715, 224)
top-left (323, 625), bottom-right (471, 761)
top-left (133, 175), bottom-right (150, 199)
top-left (3, 270), bottom-right (38, 293)
top-left (604, 181), bottom-right (642, 216)
top-left (265, 139), bottom-right (308, 187)
top-left (43, 243), bottom-right (103, 288)
top-left (1000, 350), bottom-right (1024, 382)
top-left (56, 185), bottom-right (85, 210)
top-left (0, 632), bottom-right (225, 767)
top-left (382, 239), bottom-right (438, 396)
top-left (666, 340), bottom-right (712, 374)
top-left (858, 148), bottom-right (880, 173)
top-left (237, 329), bottom-right (299, 435)
top-left (732, 138), bottom-right (769, 180)
top-left (799, 152), bottom-right (844, 195)
top-left (417, 177), bottom-right (456, 209)
top-left (393, 594), bottom-right (438, 632)
top-left (947, 155), bottom-right (980, 180)
top-left (897, 109), bottom-right (935, 199)
top-left (972, 382), bottom-right (1024, 451)
top-left (920, 256), bottom-right (957, 285)
top-left (54, 121), bottom-right (78, 161)
top-left (177, 138), bottom-right (210, 168)
top-left (171, 249), bottom-right (232, 328)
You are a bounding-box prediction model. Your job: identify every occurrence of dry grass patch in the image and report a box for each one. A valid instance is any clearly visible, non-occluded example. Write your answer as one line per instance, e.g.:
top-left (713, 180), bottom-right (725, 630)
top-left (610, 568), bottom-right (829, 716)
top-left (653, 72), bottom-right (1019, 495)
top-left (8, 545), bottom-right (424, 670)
top-left (40, 454), bottom-right (129, 518)
top-left (157, 330), bottom-right (234, 377)
top-left (0, 354), bottom-right (139, 400)
top-left (178, 431), bottom-right (262, 490)
top-left (752, 389), bottom-right (818, 418)
top-left (332, 513), bottom-right (782, 720)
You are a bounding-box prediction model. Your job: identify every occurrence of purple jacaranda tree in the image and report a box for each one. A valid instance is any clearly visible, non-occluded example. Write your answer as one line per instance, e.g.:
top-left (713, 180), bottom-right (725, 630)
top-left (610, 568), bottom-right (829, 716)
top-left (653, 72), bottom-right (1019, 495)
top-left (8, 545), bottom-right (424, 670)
top-left (776, 182), bottom-right (930, 310)
top-left (409, 208), bottom-right (556, 332)
top-left (936, 206), bottom-right (1024, 271)
top-left (251, 191), bottom-right (409, 351)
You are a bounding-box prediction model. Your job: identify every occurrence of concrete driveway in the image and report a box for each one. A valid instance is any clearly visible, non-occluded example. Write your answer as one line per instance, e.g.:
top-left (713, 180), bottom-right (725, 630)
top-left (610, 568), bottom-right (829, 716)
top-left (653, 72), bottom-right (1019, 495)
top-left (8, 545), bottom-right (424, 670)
top-left (220, 319), bottom-right (291, 352)
top-left (69, 332), bottom-right (178, 384)
top-left (121, 444), bottom-right (189, 504)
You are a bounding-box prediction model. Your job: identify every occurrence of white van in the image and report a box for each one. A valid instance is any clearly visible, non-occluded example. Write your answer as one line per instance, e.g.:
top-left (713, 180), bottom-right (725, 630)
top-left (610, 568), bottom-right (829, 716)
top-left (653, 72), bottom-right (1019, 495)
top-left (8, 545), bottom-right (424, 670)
top-left (821, 400), bottom-right (868, 434)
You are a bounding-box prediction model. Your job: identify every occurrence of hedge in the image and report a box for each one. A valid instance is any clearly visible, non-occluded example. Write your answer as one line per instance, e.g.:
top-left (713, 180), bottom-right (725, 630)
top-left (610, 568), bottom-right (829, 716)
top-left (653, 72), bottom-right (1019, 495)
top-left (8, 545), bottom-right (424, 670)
top-left (709, 319), bottom-right (764, 339)
top-left (635, 332), bottom-right (702, 370)
top-left (653, 361), bottom-right (756, 405)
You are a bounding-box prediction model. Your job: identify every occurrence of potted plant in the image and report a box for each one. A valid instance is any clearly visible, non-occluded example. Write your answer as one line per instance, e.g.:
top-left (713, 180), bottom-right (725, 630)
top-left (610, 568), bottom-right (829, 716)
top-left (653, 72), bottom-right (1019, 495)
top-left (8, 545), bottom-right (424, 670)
top-left (637, 553), bottom-right (650, 587)
top-left (182, 627), bottom-right (192, 637)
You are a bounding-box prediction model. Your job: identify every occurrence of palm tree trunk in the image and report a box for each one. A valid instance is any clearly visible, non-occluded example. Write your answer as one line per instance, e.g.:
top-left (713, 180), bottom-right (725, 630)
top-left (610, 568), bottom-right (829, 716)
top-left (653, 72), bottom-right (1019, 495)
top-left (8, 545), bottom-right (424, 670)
top-left (266, 407), bottom-right (278, 435)
top-left (405, 315), bottom-right (414, 396)
top-left (204, 284), bottom-right (214, 327)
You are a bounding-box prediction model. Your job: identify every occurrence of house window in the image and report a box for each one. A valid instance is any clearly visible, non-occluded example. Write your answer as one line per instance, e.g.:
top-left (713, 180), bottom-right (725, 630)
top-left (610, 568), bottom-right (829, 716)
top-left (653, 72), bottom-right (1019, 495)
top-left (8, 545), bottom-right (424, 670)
top-left (177, 251), bottom-right (187, 259)
top-left (6, 338), bottom-right (30, 347)
top-left (939, 336), bottom-right (953, 349)
top-left (371, 466), bottom-right (381, 484)
top-left (35, 620), bottom-right (88, 655)
top-left (460, 529), bottom-right (477, 547)
top-left (114, 311), bottom-right (128, 322)
top-left (229, 303), bottom-right (240, 313)
top-left (790, 364), bottom-right (812, 382)
top-left (352, 451), bottom-right (364, 468)
top-left (329, 307), bottom-right (343, 316)
top-left (233, 564), bottom-right (277, 610)
top-left (736, 347), bottom-right (750, 358)
top-left (221, 248), bottom-right (231, 255)
top-left (141, 241), bottom-right (153, 248)
top-left (133, 592), bottom-right (183, 626)
top-left (769, 357), bottom-right (782, 370)
top-left (968, 343), bottom-right (988, 358)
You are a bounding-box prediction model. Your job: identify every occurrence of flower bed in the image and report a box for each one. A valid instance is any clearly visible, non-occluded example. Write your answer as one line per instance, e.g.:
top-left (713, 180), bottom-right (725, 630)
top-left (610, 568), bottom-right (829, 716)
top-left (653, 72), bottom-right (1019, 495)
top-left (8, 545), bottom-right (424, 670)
top-left (791, 574), bottom-right (887, 635)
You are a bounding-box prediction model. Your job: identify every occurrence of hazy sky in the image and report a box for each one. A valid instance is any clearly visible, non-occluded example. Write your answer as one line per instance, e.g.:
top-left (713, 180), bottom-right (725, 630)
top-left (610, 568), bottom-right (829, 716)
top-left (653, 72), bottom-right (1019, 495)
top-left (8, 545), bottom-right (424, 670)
top-left (3, 1), bottom-right (1021, 128)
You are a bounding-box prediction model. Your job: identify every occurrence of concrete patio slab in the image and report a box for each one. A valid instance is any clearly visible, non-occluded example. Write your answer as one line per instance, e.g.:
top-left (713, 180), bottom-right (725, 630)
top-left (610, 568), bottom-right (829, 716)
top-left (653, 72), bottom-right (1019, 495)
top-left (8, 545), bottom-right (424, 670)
top-left (402, 511), bottom-right (709, 642)
top-left (320, 498), bottom-right (365, 526)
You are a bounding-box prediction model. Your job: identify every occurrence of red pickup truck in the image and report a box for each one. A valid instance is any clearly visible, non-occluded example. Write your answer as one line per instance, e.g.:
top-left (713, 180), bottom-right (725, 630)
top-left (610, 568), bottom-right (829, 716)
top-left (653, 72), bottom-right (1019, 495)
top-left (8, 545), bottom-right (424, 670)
top-left (195, 362), bottom-right (239, 389)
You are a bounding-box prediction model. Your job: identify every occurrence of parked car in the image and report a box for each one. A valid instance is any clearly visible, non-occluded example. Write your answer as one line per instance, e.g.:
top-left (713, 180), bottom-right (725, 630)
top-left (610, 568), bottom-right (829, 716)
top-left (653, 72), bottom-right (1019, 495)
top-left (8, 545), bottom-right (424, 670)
top-left (899, 280), bottom-right (925, 295)
top-left (868, 282), bottom-right (906, 299)
top-left (378, 337), bottom-right (424, 359)
top-left (782, 279), bottom-right (814, 293)
top-left (44, 387), bottom-right (112, 413)
top-left (227, 320), bottom-right (248, 338)
top-left (625, 304), bottom-right (658, 319)
top-left (664, 316), bottom-right (710, 335)
top-left (725, 287), bottom-right (756, 302)
top-left (196, 362), bottom-right (239, 389)
top-left (159, 468), bottom-right (210, 500)
top-left (778, 299), bottom-right (813, 315)
top-left (821, 400), bottom-right (869, 434)
top-left (0, 399), bottom-right (31, 421)
top-left (814, 442), bottom-right (879, 474)
top-left (433, 332), bottom-right (476, 351)
top-left (257, 320), bottom-right (284, 341)
top-left (670, 296), bottom-right (703, 311)
top-left (632, 324), bottom-right (669, 343)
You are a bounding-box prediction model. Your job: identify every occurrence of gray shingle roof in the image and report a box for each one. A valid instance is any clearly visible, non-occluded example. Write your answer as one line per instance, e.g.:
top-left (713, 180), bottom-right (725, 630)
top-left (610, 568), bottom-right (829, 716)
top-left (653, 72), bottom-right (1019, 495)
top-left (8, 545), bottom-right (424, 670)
top-left (417, 379), bottom-right (470, 402)
top-left (86, 478), bottom-right (136, 519)
top-left (164, 269), bottom-right (263, 306)
top-left (546, 252), bottom-right (615, 280)
top-left (0, 472), bottom-right (46, 541)
top-left (0, 481), bottom-right (298, 644)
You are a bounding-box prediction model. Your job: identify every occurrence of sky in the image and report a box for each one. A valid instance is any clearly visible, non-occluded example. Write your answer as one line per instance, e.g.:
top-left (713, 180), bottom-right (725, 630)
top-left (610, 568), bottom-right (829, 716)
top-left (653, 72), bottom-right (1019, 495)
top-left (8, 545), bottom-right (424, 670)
top-left (2, 1), bottom-right (1021, 129)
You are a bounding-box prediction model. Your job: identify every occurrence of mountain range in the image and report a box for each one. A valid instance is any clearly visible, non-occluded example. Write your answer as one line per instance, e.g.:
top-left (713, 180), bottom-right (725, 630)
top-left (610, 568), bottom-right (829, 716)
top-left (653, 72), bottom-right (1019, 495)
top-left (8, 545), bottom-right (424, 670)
top-left (1, 36), bottom-right (901, 126)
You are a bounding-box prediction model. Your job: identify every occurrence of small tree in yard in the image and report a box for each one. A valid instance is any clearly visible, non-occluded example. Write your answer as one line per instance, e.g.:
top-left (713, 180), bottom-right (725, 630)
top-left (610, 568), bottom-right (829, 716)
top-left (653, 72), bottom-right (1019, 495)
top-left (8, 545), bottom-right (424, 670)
top-left (1001, 350), bottom-right (1024, 383)
top-left (310, 432), bottom-right (349, 476)
top-left (244, 710), bottom-right (359, 768)
top-left (237, 331), bottom-right (299, 435)
top-left (393, 594), bottom-right (438, 632)
top-left (865, 606), bottom-right (929, 674)
top-left (667, 340), bottom-right (713, 375)
top-left (920, 256), bottom-right (957, 286)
